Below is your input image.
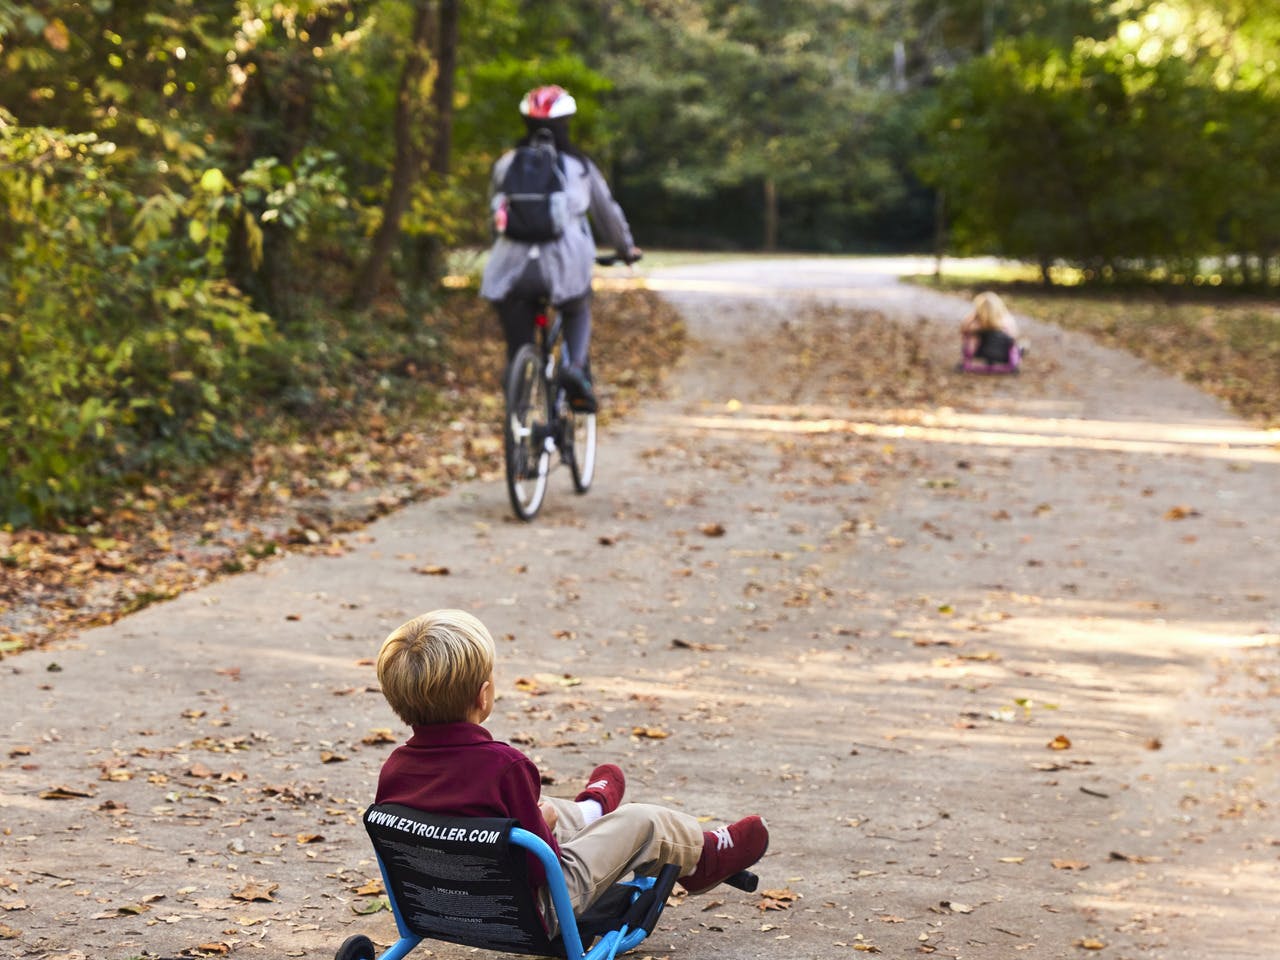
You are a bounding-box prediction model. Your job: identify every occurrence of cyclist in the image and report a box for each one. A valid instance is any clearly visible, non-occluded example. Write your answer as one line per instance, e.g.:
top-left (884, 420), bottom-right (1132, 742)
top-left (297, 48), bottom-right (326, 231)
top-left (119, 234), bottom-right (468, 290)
top-left (479, 84), bottom-right (641, 413)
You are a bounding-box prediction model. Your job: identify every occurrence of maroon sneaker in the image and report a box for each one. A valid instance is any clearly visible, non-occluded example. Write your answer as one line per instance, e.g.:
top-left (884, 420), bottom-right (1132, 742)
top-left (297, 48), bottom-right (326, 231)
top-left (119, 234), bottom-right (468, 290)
top-left (679, 816), bottom-right (769, 895)
top-left (574, 764), bottom-right (625, 814)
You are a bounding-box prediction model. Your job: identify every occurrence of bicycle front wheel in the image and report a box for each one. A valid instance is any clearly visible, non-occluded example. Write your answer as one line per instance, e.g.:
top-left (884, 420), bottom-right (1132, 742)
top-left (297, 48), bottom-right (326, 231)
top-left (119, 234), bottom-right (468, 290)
top-left (567, 406), bottom-right (597, 493)
top-left (503, 345), bottom-right (551, 521)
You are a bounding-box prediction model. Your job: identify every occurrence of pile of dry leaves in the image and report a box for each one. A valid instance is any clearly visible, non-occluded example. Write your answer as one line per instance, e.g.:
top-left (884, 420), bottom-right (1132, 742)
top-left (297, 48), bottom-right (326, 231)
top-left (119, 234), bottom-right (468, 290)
top-left (998, 287), bottom-right (1280, 426)
top-left (0, 287), bottom-right (685, 657)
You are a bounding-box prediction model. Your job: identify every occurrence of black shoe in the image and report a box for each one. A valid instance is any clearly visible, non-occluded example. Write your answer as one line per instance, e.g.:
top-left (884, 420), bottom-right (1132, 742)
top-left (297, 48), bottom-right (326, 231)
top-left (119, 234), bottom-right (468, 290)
top-left (559, 366), bottom-right (598, 414)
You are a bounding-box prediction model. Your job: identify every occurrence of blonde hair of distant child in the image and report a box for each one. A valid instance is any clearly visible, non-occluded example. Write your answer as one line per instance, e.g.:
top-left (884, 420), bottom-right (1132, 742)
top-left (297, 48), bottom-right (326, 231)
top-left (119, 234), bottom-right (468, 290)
top-left (962, 291), bottom-right (1019, 337)
top-left (377, 609), bottom-right (496, 726)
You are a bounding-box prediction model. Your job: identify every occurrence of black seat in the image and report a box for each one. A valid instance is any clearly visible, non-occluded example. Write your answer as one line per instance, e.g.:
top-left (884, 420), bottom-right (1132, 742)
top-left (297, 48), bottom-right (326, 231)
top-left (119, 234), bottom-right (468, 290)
top-left (335, 803), bottom-right (682, 960)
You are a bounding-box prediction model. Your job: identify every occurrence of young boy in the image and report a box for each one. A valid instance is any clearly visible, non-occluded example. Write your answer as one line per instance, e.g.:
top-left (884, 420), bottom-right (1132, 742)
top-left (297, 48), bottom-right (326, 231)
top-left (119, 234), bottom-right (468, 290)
top-left (374, 609), bottom-right (768, 930)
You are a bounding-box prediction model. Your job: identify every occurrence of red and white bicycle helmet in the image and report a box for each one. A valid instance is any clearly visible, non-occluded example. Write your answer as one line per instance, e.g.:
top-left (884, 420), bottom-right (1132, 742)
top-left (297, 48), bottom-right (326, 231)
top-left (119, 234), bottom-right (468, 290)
top-left (519, 85), bottom-right (577, 119)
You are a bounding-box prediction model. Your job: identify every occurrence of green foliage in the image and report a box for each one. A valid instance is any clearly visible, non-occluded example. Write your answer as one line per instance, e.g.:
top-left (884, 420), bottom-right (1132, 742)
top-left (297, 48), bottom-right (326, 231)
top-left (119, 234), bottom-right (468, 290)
top-left (6, 0), bottom-right (1280, 527)
top-left (918, 7), bottom-right (1280, 279)
top-left (0, 115), bottom-right (276, 525)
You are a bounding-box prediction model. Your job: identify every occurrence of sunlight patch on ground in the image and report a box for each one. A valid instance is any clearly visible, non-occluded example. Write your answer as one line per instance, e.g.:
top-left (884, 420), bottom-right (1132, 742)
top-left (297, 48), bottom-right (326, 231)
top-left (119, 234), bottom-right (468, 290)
top-left (644, 405), bottom-right (1280, 465)
top-left (725, 403), bottom-right (1280, 449)
top-left (637, 276), bottom-right (934, 301)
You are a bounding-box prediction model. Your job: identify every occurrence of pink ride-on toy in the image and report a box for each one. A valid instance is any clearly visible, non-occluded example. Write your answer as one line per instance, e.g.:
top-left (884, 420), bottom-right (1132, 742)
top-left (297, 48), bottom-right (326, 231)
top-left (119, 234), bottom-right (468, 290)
top-left (959, 328), bottom-right (1022, 375)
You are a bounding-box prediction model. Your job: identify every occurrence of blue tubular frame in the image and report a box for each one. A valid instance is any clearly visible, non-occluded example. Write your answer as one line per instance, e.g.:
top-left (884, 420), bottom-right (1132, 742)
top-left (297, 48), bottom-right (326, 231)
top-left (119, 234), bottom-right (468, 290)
top-left (509, 827), bottom-right (661, 960)
top-left (369, 825), bottom-right (662, 960)
top-left (372, 853), bottom-right (422, 960)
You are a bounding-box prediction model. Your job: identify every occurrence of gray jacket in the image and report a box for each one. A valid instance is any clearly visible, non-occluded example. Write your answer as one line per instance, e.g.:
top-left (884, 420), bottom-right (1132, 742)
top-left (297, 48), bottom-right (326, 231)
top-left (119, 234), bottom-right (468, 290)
top-left (479, 150), bottom-right (635, 305)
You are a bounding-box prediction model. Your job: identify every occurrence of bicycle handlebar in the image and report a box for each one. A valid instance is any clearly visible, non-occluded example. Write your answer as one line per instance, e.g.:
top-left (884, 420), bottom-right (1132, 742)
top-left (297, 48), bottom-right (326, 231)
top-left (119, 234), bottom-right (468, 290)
top-left (595, 252), bottom-right (643, 267)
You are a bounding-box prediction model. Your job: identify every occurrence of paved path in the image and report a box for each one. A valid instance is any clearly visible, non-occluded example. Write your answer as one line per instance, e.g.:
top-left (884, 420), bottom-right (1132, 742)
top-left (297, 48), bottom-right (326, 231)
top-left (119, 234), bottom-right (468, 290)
top-left (2, 258), bottom-right (1277, 960)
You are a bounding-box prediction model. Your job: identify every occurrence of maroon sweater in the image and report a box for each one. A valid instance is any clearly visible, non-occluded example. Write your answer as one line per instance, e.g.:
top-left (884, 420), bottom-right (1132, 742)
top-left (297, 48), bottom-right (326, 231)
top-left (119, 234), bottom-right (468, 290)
top-left (374, 721), bottom-right (557, 884)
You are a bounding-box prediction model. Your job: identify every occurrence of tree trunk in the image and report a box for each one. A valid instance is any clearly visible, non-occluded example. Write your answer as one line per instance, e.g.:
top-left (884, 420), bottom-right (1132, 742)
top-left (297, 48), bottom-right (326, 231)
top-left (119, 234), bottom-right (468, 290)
top-left (350, 0), bottom-right (435, 311)
top-left (228, 3), bottom-right (363, 324)
top-left (933, 189), bottom-right (946, 280)
top-left (412, 0), bottom-right (459, 295)
top-left (762, 177), bottom-right (778, 252)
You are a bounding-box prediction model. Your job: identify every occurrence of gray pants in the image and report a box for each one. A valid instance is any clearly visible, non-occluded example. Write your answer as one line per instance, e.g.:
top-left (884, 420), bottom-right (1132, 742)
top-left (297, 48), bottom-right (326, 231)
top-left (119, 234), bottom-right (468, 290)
top-left (536, 797), bottom-right (703, 935)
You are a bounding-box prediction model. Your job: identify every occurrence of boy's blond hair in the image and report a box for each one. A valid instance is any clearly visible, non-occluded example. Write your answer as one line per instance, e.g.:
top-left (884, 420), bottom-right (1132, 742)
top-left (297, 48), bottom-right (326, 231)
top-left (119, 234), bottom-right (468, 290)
top-left (377, 609), bottom-right (496, 726)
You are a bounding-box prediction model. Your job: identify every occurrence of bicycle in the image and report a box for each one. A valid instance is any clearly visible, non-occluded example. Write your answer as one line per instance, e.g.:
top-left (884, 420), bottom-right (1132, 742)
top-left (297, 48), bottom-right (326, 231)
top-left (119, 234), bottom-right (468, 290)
top-left (503, 255), bottom-right (634, 521)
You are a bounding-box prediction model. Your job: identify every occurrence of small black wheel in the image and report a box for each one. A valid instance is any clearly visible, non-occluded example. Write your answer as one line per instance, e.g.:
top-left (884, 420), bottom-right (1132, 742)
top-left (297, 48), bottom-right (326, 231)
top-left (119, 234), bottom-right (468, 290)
top-left (503, 344), bottom-right (550, 521)
top-left (335, 933), bottom-right (376, 960)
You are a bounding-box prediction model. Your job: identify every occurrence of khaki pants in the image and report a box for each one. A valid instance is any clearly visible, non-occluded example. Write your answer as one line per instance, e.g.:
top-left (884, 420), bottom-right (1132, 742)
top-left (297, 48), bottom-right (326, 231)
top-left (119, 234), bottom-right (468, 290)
top-left (536, 797), bottom-right (703, 935)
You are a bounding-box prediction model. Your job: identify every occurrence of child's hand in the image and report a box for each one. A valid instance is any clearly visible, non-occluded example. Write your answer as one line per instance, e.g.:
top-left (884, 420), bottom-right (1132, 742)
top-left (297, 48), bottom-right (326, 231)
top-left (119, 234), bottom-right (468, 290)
top-left (539, 800), bottom-right (558, 832)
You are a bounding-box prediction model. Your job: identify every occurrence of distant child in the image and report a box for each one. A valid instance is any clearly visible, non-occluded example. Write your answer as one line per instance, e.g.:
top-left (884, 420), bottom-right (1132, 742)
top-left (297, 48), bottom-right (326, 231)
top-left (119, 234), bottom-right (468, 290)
top-left (374, 609), bottom-right (769, 932)
top-left (959, 291), bottom-right (1022, 374)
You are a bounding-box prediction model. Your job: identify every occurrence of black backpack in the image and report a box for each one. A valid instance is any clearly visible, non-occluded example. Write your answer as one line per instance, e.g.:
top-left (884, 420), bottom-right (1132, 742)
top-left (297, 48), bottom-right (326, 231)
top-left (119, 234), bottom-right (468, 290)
top-left (494, 129), bottom-right (568, 243)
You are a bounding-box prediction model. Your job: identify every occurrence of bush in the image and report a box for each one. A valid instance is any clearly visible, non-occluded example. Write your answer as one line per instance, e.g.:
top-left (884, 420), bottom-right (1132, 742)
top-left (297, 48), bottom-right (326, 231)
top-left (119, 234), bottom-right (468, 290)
top-left (0, 116), bottom-right (275, 525)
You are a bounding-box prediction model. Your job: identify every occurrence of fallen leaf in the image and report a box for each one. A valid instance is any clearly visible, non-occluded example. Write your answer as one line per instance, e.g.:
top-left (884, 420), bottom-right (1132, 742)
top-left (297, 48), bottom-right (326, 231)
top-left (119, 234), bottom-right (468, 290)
top-left (353, 879), bottom-right (384, 896)
top-left (1048, 734), bottom-right (1072, 751)
top-left (352, 897), bottom-right (390, 915)
top-left (1163, 505), bottom-right (1199, 520)
top-left (39, 785), bottom-right (95, 800)
top-left (320, 751), bottom-right (348, 763)
top-left (760, 888), bottom-right (799, 902)
top-left (1075, 937), bottom-right (1106, 950)
top-left (0, 922), bottom-right (19, 939)
top-left (671, 638), bottom-right (727, 652)
top-left (632, 727), bottom-right (670, 739)
top-left (231, 881), bottom-right (278, 902)
top-left (362, 729), bottom-right (396, 745)
top-left (415, 564), bottom-right (450, 576)
top-left (296, 833), bottom-right (325, 845)
top-left (940, 900), bottom-right (973, 913)
top-left (1051, 859), bottom-right (1090, 871)
top-left (1109, 851), bottom-right (1162, 864)
top-left (699, 522), bottom-right (726, 537)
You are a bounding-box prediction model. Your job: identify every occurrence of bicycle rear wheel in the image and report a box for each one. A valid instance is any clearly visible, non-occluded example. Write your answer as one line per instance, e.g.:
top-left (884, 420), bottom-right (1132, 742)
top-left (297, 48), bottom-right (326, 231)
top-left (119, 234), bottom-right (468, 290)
top-left (567, 406), bottom-right (597, 493)
top-left (504, 345), bottom-right (551, 521)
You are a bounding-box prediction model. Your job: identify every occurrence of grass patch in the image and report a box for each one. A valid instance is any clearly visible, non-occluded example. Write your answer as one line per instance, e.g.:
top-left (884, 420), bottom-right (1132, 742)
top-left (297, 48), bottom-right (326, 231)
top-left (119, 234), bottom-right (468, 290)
top-left (915, 275), bottom-right (1280, 425)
